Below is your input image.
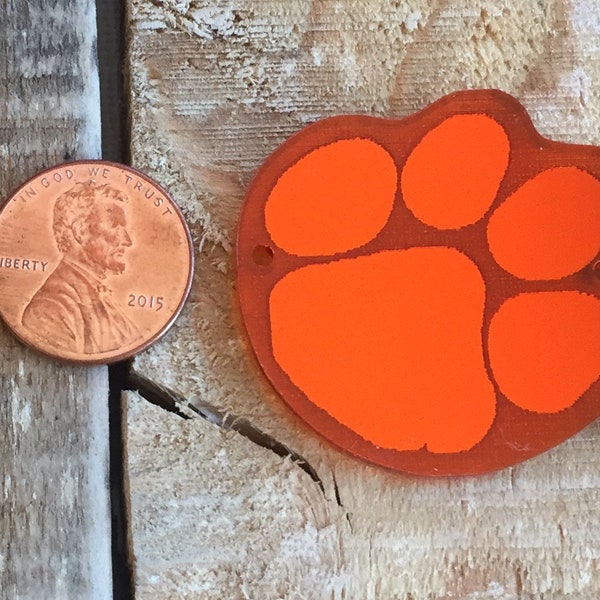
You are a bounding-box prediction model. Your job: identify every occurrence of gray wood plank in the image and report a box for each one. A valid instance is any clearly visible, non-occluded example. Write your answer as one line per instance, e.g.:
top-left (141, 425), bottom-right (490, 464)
top-left (0, 2), bottom-right (112, 598)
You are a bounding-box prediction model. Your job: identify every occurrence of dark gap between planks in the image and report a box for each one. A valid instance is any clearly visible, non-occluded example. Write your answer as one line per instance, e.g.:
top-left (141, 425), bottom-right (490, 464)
top-left (95, 0), bottom-right (134, 598)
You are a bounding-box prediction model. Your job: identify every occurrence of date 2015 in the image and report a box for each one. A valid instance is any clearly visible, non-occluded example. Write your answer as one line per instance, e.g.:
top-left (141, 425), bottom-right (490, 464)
top-left (128, 294), bottom-right (164, 310)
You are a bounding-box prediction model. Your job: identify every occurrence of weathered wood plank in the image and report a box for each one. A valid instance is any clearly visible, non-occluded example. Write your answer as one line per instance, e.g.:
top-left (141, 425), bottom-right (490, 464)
top-left (126, 1), bottom-right (600, 598)
top-left (127, 385), bottom-right (600, 599)
top-left (0, 2), bottom-right (112, 598)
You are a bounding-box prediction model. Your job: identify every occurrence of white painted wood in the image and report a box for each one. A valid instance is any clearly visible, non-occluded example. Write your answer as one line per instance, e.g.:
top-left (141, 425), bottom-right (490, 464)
top-left (0, 2), bottom-right (112, 598)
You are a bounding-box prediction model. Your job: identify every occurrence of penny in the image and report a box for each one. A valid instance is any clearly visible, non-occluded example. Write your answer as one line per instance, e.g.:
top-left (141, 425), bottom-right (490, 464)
top-left (0, 161), bottom-right (194, 364)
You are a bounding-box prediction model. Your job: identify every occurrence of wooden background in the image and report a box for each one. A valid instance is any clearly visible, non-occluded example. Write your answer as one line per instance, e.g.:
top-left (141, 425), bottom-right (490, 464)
top-left (3, 1), bottom-right (600, 599)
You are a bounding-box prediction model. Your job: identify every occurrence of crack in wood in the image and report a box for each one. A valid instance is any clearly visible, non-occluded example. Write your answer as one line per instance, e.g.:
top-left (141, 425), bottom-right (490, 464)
top-left (95, 0), bottom-right (134, 595)
top-left (331, 471), bottom-right (353, 531)
top-left (127, 372), bottom-right (327, 496)
top-left (108, 362), bottom-right (135, 600)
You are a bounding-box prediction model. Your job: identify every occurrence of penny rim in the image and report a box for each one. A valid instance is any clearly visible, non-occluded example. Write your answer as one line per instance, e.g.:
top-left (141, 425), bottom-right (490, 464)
top-left (0, 160), bottom-right (194, 365)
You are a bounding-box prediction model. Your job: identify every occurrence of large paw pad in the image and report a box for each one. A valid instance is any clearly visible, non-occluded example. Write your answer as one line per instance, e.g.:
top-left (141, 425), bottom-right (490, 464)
top-left (237, 90), bottom-right (600, 476)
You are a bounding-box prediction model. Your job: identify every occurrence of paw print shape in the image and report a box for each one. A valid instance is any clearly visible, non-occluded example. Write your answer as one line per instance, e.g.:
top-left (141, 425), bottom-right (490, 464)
top-left (237, 90), bottom-right (600, 476)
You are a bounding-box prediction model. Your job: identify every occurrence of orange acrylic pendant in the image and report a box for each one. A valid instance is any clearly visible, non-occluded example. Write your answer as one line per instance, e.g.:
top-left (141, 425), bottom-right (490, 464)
top-left (236, 89), bottom-right (600, 476)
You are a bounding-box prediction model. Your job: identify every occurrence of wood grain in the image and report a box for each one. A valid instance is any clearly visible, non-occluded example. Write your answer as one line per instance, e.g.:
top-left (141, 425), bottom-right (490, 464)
top-left (0, 2), bottom-right (112, 598)
top-left (126, 1), bottom-right (600, 597)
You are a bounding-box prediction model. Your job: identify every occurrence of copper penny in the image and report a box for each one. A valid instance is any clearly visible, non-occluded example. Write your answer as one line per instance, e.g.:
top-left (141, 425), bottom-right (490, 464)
top-left (0, 161), bottom-right (194, 364)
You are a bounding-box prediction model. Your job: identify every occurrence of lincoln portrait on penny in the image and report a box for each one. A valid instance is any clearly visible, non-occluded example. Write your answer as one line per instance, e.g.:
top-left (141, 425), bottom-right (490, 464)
top-left (21, 180), bottom-right (142, 354)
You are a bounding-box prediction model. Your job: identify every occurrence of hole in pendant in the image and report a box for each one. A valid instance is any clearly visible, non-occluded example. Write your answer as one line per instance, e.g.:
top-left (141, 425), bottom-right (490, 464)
top-left (252, 244), bottom-right (274, 266)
